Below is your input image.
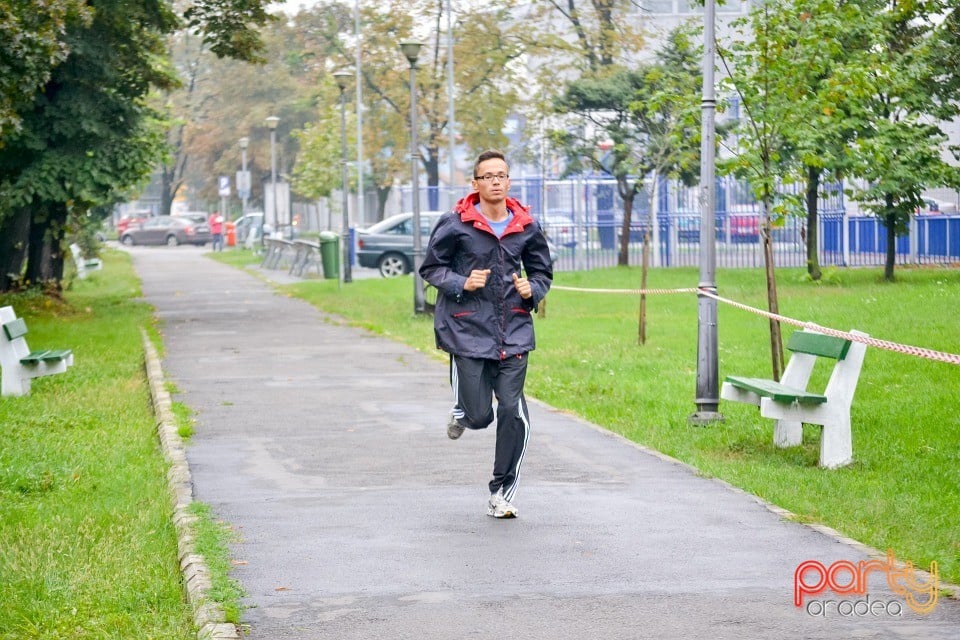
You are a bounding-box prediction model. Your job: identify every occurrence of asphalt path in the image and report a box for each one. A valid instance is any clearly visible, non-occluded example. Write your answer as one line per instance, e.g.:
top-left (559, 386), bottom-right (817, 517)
top-left (127, 245), bottom-right (960, 640)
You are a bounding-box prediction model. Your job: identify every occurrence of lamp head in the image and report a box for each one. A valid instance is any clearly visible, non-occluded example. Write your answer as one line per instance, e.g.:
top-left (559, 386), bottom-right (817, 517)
top-left (400, 41), bottom-right (423, 65)
top-left (332, 70), bottom-right (353, 91)
top-left (265, 116), bottom-right (280, 130)
top-left (238, 137), bottom-right (249, 149)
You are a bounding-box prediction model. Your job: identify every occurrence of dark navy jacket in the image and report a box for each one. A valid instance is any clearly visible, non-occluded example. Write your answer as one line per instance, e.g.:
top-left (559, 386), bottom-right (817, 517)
top-left (419, 193), bottom-right (553, 360)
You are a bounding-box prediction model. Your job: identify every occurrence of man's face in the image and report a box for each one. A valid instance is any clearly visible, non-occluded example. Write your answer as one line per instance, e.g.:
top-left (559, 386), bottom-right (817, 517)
top-left (471, 158), bottom-right (510, 203)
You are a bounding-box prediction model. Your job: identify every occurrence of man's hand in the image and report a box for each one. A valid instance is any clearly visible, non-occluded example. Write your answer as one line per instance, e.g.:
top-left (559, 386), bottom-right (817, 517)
top-left (512, 272), bottom-right (532, 299)
top-left (464, 269), bottom-right (491, 292)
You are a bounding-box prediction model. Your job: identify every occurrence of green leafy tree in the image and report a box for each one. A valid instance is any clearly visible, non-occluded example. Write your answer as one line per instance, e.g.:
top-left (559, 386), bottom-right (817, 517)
top-left (0, 0), bottom-right (277, 293)
top-left (0, 0), bottom-right (177, 290)
top-left (533, 0), bottom-right (649, 259)
top-left (844, 0), bottom-right (960, 281)
top-left (0, 0), bottom-right (89, 136)
top-left (290, 78), bottom-right (351, 204)
top-left (524, 0), bottom-right (645, 73)
top-left (552, 67), bottom-right (648, 267)
top-left (306, 0), bottom-right (523, 212)
top-left (552, 27), bottom-right (700, 271)
top-left (629, 27), bottom-right (702, 343)
top-left (719, 0), bottom-right (834, 377)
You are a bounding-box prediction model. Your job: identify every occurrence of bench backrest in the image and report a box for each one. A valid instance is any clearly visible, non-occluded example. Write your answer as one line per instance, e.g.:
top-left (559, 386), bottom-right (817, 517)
top-left (3, 317), bottom-right (28, 341)
top-left (786, 331), bottom-right (851, 360)
top-left (0, 306), bottom-right (32, 366)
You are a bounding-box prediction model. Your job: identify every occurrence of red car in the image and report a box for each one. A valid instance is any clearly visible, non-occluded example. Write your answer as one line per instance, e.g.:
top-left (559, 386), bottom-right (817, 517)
top-left (117, 214), bottom-right (150, 234)
top-left (728, 213), bottom-right (760, 241)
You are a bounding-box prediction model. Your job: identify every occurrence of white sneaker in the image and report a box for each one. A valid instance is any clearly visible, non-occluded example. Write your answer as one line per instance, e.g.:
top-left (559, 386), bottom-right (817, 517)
top-left (447, 414), bottom-right (465, 440)
top-left (486, 488), bottom-right (518, 518)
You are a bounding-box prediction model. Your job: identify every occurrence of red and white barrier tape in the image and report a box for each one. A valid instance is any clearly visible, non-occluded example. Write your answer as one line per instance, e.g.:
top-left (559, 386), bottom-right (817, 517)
top-left (550, 284), bottom-right (960, 366)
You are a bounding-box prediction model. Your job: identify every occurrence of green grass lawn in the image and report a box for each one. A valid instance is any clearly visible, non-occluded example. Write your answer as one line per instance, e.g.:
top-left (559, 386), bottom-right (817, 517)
top-left (0, 253), bottom-right (194, 639)
top-left (222, 250), bottom-right (960, 588)
top-left (1, 247), bottom-right (956, 639)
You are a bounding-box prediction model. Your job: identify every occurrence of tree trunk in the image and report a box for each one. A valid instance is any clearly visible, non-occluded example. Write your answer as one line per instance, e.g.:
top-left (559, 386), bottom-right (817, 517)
top-left (884, 198), bottom-right (897, 282)
top-left (161, 166), bottom-right (177, 217)
top-left (424, 145), bottom-right (440, 210)
top-left (617, 177), bottom-right (635, 266)
top-left (24, 203), bottom-right (67, 291)
top-left (805, 165), bottom-right (821, 280)
top-left (761, 199), bottom-right (784, 381)
top-left (376, 185), bottom-right (391, 221)
top-left (0, 207), bottom-right (32, 292)
top-left (638, 175), bottom-right (659, 345)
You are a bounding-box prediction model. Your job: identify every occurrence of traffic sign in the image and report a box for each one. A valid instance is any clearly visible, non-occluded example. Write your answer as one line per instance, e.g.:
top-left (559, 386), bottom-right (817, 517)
top-left (236, 171), bottom-right (251, 199)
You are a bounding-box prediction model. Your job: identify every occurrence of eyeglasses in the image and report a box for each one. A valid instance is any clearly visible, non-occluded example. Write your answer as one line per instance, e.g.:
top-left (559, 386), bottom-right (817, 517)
top-left (474, 173), bottom-right (509, 182)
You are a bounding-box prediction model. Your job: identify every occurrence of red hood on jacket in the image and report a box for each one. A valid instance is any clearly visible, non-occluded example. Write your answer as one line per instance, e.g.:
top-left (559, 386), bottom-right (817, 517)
top-left (453, 192), bottom-right (534, 238)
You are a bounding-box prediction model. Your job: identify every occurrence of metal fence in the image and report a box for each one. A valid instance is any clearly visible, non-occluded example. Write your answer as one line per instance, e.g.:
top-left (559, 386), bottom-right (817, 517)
top-left (388, 175), bottom-right (960, 272)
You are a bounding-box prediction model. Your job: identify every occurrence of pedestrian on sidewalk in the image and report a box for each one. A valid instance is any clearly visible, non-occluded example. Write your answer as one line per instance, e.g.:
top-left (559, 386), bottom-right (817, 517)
top-left (420, 149), bottom-right (553, 519)
top-left (209, 213), bottom-right (224, 251)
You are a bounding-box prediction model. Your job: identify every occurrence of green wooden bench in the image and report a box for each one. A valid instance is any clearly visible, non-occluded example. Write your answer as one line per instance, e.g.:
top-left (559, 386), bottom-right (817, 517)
top-left (0, 306), bottom-right (75, 396)
top-left (721, 329), bottom-right (869, 468)
top-left (69, 243), bottom-right (103, 280)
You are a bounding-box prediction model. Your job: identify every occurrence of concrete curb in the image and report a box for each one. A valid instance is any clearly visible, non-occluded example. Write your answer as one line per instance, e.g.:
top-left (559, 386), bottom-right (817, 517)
top-left (141, 331), bottom-right (241, 640)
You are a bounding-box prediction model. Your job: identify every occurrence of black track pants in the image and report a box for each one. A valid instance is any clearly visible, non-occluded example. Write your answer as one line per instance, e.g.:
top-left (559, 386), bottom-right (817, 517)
top-left (450, 354), bottom-right (531, 501)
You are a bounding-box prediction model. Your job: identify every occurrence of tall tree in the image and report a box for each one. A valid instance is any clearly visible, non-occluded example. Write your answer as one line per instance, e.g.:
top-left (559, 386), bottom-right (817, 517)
top-left (845, 0), bottom-right (960, 281)
top-left (305, 0), bottom-right (524, 212)
top-left (0, 0), bottom-right (89, 136)
top-left (551, 67), bottom-right (652, 266)
top-left (530, 0), bottom-right (647, 253)
top-left (524, 0), bottom-right (645, 73)
top-left (0, 0), bottom-right (277, 293)
top-left (719, 0), bottom-right (812, 379)
top-left (0, 0), bottom-right (177, 290)
top-left (629, 26), bottom-right (702, 343)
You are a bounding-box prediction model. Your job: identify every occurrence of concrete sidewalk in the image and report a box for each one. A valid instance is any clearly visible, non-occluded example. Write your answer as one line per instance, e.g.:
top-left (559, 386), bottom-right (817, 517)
top-left (128, 246), bottom-right (959, 640)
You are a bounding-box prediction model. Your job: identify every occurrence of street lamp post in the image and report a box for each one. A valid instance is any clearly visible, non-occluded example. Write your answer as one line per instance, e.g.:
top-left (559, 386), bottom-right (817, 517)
top-left (238, 137), bottom-right (249, 216)
top-left (400, 41), bottom-right (425, 314)
top-left (264, 115), bottom-right (280, 249)
top-left (690, 0), bottom-right (723, 425)
top-left (334, 71), bottom-right (353, 284)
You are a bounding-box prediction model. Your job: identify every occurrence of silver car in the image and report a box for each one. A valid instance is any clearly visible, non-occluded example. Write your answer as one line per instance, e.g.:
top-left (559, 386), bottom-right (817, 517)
top-left (356, 211), bottom-right (444, 277)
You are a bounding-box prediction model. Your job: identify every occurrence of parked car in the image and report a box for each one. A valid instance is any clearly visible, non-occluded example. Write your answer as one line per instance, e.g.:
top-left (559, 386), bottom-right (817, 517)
top-left (120, 216), bottom-right (212, 246)
top-left (233, 212), bottom-right (273, 244)
top-left (917, 198), bottom-right (958, 215)
top-left (117, 211), bottom-right (152, 234)
top-left (675, 210), bottom-right (701, 242)
top-left (727, 212), bottom-right (760, 242)
top-left (174, 211), bottom-right (211, 225)
top-left (537, 214), bottom-right (578, 248)
top-left (356, 211), bottom-right (444, 277)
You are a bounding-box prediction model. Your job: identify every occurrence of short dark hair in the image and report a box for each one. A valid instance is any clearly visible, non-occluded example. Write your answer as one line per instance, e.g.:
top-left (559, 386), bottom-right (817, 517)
top-left (474, 149), bottom-right (508, 178)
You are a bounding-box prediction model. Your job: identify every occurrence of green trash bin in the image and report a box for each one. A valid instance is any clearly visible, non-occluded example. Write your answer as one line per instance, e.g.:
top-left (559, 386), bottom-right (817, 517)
top-left (318, 231), bottom-right (339, 280)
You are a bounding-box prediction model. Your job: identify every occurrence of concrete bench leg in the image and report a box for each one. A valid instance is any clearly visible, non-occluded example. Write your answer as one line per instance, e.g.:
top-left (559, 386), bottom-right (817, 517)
top-left (1, 371), bottom-right (29, 396)
top-left (773, 420), bottom-right (803, 447)
top-left (819, 416), bottom-right (853, 469)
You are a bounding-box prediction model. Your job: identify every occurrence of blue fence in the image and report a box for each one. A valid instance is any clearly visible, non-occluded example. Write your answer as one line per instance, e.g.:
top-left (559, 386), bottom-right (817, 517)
top-left (397, 176), bottom-right (960, 271)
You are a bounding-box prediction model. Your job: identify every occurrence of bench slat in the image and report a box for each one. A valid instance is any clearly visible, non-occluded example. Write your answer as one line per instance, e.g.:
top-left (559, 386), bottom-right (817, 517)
top-left (724, 376), bottom-right (828, 405)
top-left (20, 349), bottom-right (72, 365)
top-left (40, 349), bottom-right (72, 362)
top-left (786, 331), bottom-right (851, 360)
top-left (3, 318), bottom-right (28, 341)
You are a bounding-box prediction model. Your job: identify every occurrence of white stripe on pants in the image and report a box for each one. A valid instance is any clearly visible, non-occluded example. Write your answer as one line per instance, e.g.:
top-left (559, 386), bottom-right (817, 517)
top-left (450, 354), bottom-right (531, 500)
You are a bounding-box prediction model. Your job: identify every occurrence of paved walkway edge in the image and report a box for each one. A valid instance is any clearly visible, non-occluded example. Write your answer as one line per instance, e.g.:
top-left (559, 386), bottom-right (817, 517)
top-left (531, 397), bottom-right (957, 601)
top-left (142, 331), bottom-right (240, 640)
